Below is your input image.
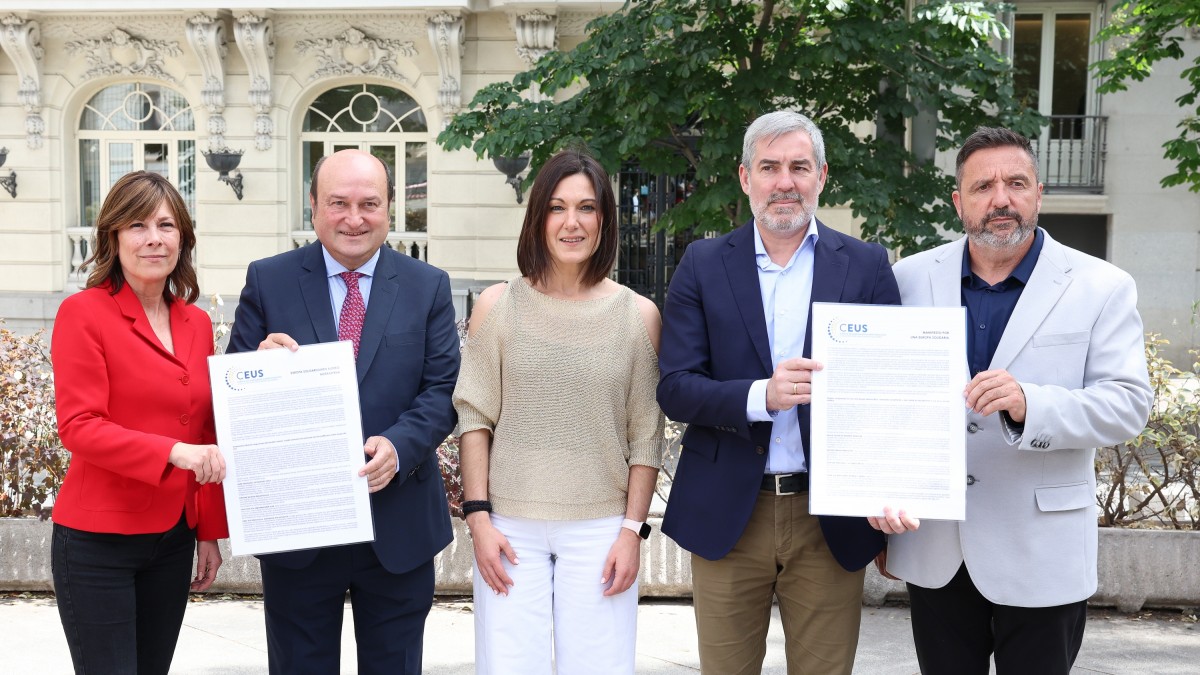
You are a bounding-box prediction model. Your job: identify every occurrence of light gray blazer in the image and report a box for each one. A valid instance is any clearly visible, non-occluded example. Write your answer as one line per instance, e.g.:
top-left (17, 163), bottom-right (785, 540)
top-left (886, 230), bottom-right (1152, 607)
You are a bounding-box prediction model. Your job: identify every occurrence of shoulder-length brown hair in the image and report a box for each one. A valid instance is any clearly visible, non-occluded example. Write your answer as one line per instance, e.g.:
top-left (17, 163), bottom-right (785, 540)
top-left (517, 149), bottom-right (618, 288)
top-left (84, 170), bottom-right (199, 304)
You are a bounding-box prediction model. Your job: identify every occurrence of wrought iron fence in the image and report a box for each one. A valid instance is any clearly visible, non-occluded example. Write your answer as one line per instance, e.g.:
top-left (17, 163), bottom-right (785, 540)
top-left (612, 164), bottom-right (701, 308)
top-left (1032, 115), bottom-right (1107, 193)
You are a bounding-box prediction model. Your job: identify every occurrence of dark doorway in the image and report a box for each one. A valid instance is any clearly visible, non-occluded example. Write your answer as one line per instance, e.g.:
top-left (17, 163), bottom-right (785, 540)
top-left (1039, 213), bottom-right (1108, 260)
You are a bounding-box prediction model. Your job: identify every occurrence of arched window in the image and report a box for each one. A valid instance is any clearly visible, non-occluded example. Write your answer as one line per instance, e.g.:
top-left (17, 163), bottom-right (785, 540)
top-left (300, 84), bottom-right (428, 245)
top-left (77, 83), bottom-right (196, 228)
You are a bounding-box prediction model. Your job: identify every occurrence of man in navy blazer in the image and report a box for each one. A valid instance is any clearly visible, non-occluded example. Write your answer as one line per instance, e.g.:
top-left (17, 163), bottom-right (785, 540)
top-left (658, 111), bottom-right (900, 674)
top-left (228, 150), bottom-right (459, 674)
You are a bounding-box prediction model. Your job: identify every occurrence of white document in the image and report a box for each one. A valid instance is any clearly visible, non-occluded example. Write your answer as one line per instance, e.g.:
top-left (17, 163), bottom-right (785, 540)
top-left (809, 303), bottom-right (967, 521)
top-left (209, 341), bottom-right (374, 556)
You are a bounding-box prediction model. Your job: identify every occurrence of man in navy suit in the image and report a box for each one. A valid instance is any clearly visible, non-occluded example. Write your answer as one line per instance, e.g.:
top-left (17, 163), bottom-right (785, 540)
top-left (229, 149), bottom-right (459, 674)
top-left (657, 111), bottom-right (900, 674)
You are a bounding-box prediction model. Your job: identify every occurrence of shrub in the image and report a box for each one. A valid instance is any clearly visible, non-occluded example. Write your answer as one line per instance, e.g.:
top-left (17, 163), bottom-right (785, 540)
top-left (1096, 332), bottom-right (1200, 529)
top-left (0, 322), bottom-right (66, 518)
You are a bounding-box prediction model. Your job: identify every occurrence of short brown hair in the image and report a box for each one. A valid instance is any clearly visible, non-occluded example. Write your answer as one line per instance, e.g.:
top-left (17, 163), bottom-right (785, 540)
top-left (517, 150), bottom-right (618, 288)
top-left (84, 171), bottom-right (199, 304)
top-left (956, 127), bottom-right (1040, 188)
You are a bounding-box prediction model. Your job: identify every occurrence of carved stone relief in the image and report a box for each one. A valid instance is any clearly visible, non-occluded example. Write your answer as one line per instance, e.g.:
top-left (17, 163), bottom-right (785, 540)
top-left (185, 14), bottom-right (228, 150)
top-left (512, 10), bottom-right (557, 102)
top-left (426, 12), bottom-right (464, 119)
top-left (296, 27), bottom-right (416, 83)
top-left (65, 28), bottom-right (182, 83)
top-left (0, 15), bottom-right (44, 149)
top-left (274, 14), bottom-right (426, 39)
top-left (513, 9), bottom-right (557, 66)
top-left (234, 13), bottom-right (274, 151)
top-left (41, 17), bottom-right (181, 41)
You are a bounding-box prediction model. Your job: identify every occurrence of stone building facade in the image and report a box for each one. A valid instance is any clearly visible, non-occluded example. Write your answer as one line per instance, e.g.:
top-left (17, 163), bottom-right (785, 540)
top-left (0, 1), bottom-right (1196, 363)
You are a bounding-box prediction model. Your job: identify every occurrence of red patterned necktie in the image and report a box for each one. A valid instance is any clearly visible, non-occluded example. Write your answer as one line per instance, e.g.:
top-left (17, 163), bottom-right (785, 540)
top-left (338, 271), bottom-right (366, 359)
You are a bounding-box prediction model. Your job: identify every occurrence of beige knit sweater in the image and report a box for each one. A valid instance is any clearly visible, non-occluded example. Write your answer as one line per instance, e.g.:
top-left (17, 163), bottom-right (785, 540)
top-left (453, 277), bottom-right (666, 521)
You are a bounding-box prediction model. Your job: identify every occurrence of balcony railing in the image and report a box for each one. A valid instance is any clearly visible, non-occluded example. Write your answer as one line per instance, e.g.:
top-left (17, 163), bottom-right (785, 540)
top-left (67, 226), bottom-right (92, 284)
top-left (1031, 115), bottom-right (1107, 193)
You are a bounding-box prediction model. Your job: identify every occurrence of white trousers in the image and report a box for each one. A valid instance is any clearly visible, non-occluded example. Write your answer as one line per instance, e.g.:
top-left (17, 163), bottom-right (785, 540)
top-left (473, 514), bottom-right (638, 675)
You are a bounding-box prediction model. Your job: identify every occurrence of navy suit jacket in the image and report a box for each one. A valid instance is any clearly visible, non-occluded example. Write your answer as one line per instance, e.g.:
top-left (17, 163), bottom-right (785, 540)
top-left (228, 243), bottom-right (460, 574)
top-left (657, 220), bottom-right (901, 571)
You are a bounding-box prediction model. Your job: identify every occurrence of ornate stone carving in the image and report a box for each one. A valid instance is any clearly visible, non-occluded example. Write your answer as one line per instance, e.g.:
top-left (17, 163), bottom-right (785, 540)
top-left (65, 28), bottom-right (182, 83)
top-left (296, 27), bottom-right (416, 83)
top-left (185, 14), bottom-right (228, 150)
top-left (234, 13), bottom-right (274, 151)
top-left (512, 10), bottom-right (557, 102)
top-left (513, 9), bottom-right (557, 66)
top-left (0, 15), bottom-right (44, 149)
top-left (42, 17), bottom-right (182, 41)
top-left (426, 12), bottom-right (464, 119)
top-left (274, 14), bottom-right (426, 39)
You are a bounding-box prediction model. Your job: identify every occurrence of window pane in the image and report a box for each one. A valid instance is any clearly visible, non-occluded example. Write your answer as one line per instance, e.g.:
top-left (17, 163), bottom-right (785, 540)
top-left (370, 85), bottom-right (426, 133)
top-left (79, 139), bottom-right (101, 228)
top-left (369, 145), bottom-right (398, 229)
top-left (82, 83), bottom-right (134, 130)
top-left (302, 141), bottom-right (323, 229)
top-left (79, 106), bottom-right (105, 131)
top-left (178, 140), bottom-right (196, 223)
top-left (405, 143), bottom-right (427, 232)
top-left (304, 85), bottom-right (360, 132)
top-left (145, 143), bottom-right (170, 179)
top-left (109, 143), bottom-right (134, 188)
top-left (1013, 15), bottom-right (1042, 111)
top-left (351, 92), bottom-right (382, 132)
top-left (1052, 14), bottom-right (1091, 125)
top-left (155, 85), bottom-right (195, 131)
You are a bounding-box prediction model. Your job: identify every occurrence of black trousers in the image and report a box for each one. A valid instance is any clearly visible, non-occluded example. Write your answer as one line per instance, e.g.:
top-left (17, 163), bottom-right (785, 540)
top-left (261, 542), bottom-right (435, 675)
top-left (907, 563), bottom-right (1087, 675)
top-left (51, 514), bottom-right (196, 675)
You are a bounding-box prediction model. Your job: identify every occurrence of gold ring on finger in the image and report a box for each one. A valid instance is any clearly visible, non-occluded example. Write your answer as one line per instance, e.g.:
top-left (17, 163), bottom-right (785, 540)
top-left (792, 382), bottom-right (798, 395)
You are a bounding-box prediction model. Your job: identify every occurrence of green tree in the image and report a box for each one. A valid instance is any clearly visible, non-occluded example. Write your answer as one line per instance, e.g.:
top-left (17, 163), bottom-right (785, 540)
top-left (1094, 0), bottom-right (1200, 193)
top-left (439, 0), bottom-right (1041, 252)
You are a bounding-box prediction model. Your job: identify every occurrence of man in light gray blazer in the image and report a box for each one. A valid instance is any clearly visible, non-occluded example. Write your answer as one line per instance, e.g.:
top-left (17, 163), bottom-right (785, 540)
top-left (870, 127), bottom-right (1152, 675)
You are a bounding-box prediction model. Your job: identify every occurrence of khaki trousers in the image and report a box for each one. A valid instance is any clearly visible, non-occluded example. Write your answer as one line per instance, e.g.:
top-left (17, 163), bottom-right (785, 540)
top-left (690, 490), bottom-right (865, 675)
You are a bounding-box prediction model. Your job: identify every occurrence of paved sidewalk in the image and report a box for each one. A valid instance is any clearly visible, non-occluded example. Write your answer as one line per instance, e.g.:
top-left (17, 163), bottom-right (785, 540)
top-left (2, 595), bottom-right (1197, 673)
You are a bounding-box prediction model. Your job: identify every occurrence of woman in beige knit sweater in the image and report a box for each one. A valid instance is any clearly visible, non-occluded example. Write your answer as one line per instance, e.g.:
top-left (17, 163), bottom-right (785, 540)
top-left (453, 149), bottom-right (665, 674)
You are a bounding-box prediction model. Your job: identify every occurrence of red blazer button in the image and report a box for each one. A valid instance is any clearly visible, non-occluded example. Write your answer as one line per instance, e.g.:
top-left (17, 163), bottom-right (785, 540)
top-left (179, 413), bottom-right (190, 424)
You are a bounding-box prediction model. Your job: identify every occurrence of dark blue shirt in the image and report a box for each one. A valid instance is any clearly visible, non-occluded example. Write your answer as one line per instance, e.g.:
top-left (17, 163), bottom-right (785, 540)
top-left (961, 229), bottom-right (1044, 377)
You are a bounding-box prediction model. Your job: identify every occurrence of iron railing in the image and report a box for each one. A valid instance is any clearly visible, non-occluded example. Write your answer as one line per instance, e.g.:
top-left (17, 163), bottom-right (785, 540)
top-left (612, 164), bottom-right (700, 309)
top-left (1031, 115), bottom-right (1107, 193)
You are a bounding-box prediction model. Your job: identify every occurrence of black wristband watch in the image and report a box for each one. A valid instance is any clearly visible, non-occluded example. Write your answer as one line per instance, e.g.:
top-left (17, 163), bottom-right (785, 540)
top-left (621, 518), bottom-right (651, 540)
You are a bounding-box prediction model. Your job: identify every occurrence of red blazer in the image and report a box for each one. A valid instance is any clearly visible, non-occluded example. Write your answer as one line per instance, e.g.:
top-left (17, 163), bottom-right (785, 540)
top-left (52, 283), bottom-right (228, 540)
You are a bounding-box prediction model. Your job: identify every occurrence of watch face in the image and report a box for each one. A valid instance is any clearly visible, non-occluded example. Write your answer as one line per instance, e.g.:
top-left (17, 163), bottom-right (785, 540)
top-left (638, 523), bottom-right (651, 539)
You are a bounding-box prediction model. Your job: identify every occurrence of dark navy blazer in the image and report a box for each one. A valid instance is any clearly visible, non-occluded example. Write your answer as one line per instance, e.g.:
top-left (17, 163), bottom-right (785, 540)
top-left (657, 220), bottom-right (901, 571)
top-left (228, 242), bottom-right (460, 574)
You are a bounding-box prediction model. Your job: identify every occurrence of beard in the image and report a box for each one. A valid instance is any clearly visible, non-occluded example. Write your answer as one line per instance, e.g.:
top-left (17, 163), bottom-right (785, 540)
top-left (752, 191), bottom-right (815, 234)
top-left (963, 207), bottom-right (1037, 250)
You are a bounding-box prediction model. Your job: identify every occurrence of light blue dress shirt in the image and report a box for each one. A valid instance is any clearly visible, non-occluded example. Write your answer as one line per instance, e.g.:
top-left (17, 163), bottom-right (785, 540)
top-left (744, 220), bottom-right (818, 473)
top-left (322, 246), bottom-right (379, 333)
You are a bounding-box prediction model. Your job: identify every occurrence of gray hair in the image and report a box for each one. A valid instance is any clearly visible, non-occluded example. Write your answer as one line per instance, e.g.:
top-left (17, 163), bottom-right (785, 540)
top-left (741, 111), bottom-right (826, 171)
top-left (955, 127), bottom-right (1040, 188)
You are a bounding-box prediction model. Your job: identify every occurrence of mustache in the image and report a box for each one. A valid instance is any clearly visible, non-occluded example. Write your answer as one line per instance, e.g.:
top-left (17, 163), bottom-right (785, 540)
top-left (768, 192), bottom-right (803, 205)
top-left (984, 207), bottom-right (1023, 225)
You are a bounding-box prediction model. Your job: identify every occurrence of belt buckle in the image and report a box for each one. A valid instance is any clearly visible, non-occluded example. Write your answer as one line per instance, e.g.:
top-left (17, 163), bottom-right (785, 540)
top-left (774, 473), bottom-right (791, 496)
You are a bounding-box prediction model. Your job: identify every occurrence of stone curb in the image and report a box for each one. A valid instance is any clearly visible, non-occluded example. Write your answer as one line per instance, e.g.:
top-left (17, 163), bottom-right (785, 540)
top-left (3, 518), bottom-right (1196, 611)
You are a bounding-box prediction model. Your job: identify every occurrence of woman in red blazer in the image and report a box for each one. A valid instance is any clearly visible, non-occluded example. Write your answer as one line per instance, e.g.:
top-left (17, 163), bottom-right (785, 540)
top-left (51, 171), bottom-right (229, 675)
